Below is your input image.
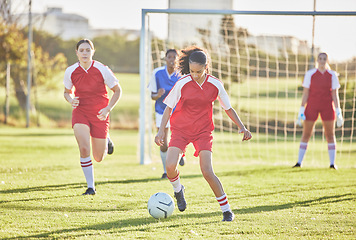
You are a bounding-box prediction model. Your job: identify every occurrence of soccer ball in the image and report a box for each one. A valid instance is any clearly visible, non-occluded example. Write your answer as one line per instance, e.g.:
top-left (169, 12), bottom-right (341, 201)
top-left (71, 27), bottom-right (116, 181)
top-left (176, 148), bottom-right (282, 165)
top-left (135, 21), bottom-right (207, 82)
top-left (147, 192), bottom-right (174, 219)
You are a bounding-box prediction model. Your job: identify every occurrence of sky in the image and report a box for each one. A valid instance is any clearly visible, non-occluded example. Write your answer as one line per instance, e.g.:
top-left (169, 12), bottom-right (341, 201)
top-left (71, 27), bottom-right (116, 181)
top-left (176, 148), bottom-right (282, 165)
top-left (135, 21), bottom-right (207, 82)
top-left (13, 0), bottom-right (356, 61)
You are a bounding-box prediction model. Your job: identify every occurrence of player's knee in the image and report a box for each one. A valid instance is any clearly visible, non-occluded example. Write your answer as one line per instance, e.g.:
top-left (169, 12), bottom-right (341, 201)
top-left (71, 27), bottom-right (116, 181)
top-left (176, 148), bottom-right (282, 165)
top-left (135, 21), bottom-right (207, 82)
top-left (160, 145), bottom-right (168, 152)
top-left (79, 145), bottom-right (90, 157)
top-left (93, 153), bottom-right (104, 162)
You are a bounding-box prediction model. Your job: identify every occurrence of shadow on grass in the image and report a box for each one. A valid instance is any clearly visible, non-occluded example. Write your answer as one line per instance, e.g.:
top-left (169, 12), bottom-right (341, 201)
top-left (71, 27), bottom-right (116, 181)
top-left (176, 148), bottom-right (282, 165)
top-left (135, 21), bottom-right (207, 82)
top-left (4, 210), bottom-right (222, 239)
top-left (234, 193), bottom-right (355, 214)
top-left (0, 132), bottom-right (73, 137)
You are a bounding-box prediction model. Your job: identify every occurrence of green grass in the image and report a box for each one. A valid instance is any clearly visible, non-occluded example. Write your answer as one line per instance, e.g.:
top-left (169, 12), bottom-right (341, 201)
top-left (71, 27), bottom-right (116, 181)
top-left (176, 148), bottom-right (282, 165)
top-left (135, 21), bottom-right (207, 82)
top-left (0, 127), bottom-right (355, 239)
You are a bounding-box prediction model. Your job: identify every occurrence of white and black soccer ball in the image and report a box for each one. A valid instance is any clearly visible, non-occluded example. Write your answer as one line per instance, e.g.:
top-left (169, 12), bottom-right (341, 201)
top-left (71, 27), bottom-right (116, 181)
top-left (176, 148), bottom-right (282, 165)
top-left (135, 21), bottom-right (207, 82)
top-left (147, 192), bottom-right (174, 219)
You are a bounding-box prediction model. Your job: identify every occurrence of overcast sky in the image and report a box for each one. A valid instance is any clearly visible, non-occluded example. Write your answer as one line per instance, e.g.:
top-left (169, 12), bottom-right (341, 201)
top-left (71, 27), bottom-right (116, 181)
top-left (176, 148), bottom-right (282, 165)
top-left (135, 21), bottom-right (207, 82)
top-left (13, 0), bottom-right (356, 61)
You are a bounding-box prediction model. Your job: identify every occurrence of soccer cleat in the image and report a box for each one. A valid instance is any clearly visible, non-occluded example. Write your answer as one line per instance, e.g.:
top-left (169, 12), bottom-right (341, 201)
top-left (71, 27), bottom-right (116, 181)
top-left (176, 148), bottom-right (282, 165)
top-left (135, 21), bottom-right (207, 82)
top-left (161, 173), bottom-right (168, 179)
top-left (293, 163), bottom-right (301, 168)
top-left (222, 210), bottom-right (235, 222)
top-left (174, 185), bottom-right (186, 212)
top-left (179, 156), bottom-right (185, 166)
top-left (330, 164), bottom-right (338, 170)
top-left (82, 187), bottom-right (96, 195)
top-left (107, 137), bottom-right (114, 155)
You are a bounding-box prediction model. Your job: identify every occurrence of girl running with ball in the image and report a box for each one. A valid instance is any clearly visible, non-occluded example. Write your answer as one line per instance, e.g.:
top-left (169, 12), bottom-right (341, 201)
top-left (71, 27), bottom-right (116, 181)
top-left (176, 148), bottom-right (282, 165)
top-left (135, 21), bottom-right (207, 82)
top-left (154, 46), bottom-right (252, 221)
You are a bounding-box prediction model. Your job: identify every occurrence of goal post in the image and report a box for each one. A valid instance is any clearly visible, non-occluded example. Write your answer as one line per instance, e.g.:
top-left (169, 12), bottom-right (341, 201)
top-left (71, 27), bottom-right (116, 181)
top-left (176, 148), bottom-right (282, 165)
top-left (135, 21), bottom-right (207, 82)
top-left (139, 9), bottom-right (356, 165)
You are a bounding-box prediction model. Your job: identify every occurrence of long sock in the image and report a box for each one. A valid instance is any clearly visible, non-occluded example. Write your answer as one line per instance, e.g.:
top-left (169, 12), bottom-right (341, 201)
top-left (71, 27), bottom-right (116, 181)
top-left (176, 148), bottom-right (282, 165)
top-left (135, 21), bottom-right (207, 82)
top-left (216, 193), bottom-right (231, 212)
top-left (297, 142), bottom-right (308, 164)
top-left (168, 171), bottom-right (182, 193)
top-left (80, 156), bottom-right (94, 189)
top-left (328, 143), bottom-right (336, 165)
top-left (160, 150), bottom-right (167, 173)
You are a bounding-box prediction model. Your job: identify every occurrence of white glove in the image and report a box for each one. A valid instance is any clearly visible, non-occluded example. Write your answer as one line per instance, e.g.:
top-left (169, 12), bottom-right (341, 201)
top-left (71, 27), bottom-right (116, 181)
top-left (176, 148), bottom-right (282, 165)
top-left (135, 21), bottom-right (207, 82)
top-left (296, 106), bottom-right (306, 127)
top-left (335, 107), bottom-right (344, 127)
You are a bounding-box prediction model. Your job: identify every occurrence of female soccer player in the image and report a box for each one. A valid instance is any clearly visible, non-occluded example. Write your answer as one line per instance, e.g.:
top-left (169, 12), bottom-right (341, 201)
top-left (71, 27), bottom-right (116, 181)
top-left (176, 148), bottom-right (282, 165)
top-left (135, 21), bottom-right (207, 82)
top-left (148, 49), bottom-right (185, 179)
top-left (294, 52), bottom-right (343, 169)
top-left (154, 46), bottom-right (252, 221)
top-left (64, 39), bottom-right (122, 195)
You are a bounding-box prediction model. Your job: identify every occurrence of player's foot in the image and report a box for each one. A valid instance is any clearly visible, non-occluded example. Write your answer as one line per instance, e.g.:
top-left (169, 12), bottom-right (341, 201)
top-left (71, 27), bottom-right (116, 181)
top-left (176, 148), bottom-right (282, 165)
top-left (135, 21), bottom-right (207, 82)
top-left (107, 137), bottom-right (114, 155)
top-left (222, 210), bottom-right (235, 222)
top-left (293, 163), bottom-right (301, 168)
top-left (179, 156), bottom-right (185, 166)
top-left (82, 187), bottom-right (96, 195)
top-left (330, 164), bottom-right (338, 170)
top-left (161, 173), bottom-right (167, 179)
top-left (174, 185), bottom-right (186, 212)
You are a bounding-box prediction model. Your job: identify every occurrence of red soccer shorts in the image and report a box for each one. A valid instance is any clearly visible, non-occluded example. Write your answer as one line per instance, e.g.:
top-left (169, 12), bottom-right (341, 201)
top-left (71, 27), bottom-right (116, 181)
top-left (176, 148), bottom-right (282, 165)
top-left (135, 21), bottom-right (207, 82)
top-left (169, 130), bottom-right (213, 157)
top-left (305, 102), bottom-right (335, 121)
top-left (72, 108), bottom-right (109, 139)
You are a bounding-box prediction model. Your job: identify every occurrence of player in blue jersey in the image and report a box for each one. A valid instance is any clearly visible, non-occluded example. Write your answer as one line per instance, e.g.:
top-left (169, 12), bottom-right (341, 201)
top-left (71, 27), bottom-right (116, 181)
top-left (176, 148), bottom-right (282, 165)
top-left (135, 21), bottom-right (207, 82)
top-left (148, 49), bottom-right (185, 179)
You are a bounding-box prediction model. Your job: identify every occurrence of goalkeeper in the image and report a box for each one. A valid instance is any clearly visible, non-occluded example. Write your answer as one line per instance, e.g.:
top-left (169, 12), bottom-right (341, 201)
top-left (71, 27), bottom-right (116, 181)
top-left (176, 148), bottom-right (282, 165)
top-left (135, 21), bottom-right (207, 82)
top-left (295, 52), bottom-right (343, 169)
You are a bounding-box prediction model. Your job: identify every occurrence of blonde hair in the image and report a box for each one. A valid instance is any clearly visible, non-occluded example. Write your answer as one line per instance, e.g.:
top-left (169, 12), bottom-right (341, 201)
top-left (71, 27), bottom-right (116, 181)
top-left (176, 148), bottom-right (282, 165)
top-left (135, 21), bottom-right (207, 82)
top-left (315, 52), bottom-right (331, 70)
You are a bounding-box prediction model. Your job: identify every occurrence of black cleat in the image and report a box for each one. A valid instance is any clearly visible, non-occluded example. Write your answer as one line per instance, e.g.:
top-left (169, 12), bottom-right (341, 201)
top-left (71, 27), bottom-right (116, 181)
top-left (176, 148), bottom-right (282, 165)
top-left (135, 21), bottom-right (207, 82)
top-left (293, 163), bottom-right (301, 168)
top-left (179, 156), bottom-right (185, 166)
top-left (107, 137), bottom-right (114, 155)
top-left (82, 187), bottom-right (96, 195)
top-left (222, 211), bottom-right (235, 222)
top-left (161, 173), bottom-right (167, 179)
top-left (174, 185), bottom-right (186, 212)
top-left (330, 164), bottom-right (338, 170)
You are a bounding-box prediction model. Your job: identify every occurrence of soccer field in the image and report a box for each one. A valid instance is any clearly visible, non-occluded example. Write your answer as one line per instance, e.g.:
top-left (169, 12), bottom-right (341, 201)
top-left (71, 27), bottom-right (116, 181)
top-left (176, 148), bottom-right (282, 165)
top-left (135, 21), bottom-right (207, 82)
top-left (0, 127), bottom-right (355, 239)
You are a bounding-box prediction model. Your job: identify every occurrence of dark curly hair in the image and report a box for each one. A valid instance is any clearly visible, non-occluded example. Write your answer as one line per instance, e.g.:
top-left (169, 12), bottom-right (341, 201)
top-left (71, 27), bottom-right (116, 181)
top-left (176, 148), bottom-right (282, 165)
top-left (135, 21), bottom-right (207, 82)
top-left (176, 46), bottom-right (210, 75)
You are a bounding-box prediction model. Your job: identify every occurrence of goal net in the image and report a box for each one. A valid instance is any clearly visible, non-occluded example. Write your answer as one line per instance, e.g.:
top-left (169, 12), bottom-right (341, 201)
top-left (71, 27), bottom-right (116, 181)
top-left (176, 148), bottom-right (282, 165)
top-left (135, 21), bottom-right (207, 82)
top-left (139, 9), bottom-right (356, 167)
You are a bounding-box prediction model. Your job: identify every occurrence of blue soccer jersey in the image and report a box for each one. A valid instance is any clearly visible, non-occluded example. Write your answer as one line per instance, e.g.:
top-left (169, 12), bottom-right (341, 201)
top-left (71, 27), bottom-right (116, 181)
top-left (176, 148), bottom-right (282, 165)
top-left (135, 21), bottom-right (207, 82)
top-left (148, 66), bottom-right (181, 114)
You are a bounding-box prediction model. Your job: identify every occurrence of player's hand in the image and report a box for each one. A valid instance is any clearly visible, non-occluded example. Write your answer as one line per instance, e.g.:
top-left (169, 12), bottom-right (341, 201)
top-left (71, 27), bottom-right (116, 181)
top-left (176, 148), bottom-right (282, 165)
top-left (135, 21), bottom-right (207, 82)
top-left (97, 107), bottom-right (110, 121)
top-left (335, 107), bottom-right (344, 127)
top-left (239, 128), bottom-right (252, 141)
top-left (154, 131), bottom-right (165, 146)
top-left (296, 106), bottom-right (306, 127)
top-left (71, 97), bottom-right (79, 109)
top-left (157, 88), bottom-right (165, 97)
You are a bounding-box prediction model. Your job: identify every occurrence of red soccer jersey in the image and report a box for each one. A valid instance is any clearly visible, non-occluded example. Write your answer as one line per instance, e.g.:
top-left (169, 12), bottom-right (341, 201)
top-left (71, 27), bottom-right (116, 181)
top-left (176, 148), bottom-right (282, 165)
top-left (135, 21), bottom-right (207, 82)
top-left (64, 61), bottom-right (119, 112)
top-left (302, 68), bottom-right (340, 107)
top-left (164, 74), bottom-right (232, 136)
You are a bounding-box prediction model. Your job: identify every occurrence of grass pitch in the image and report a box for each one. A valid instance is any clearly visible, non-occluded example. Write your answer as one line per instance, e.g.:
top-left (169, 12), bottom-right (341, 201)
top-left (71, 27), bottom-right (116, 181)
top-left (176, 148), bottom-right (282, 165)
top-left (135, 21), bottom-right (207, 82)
top-left (0, 127), bottom-right (355, 239)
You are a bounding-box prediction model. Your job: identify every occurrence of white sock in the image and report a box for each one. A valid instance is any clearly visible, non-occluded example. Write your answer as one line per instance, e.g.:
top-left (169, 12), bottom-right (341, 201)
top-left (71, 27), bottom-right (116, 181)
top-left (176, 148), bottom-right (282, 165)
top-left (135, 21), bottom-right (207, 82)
top-left (80, 156), bottom-right (95, 189)
top-left (328, 143), bottom-right (336, 165)
top-left (297, 142), bottom-right (308, 164)
top-left (216, 193), bottom-right (231, 212)
top-left (168, 171), bottom-right (182, 193)
top-left (160, 150), bottom-right (167, 173)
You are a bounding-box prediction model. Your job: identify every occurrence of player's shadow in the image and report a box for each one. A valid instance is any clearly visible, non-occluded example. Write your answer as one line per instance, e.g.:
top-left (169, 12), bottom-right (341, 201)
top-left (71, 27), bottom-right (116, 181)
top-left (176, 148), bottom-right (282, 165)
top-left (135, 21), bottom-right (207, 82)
top-left (233, 193), bottom-right (354, 214)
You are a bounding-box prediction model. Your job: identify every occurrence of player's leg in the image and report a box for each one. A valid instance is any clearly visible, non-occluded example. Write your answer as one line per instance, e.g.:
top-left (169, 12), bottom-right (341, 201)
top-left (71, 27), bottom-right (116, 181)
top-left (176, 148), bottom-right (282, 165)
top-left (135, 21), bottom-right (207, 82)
top-left (73, 123), bottom-right (95, 195)
top-left (322, 120), bottom-right (337, 169)
top-left (199, 150), bottom-right (234, 221)
top-left (166, 146), bottom-right (186, 211)
top-left (294, 120), bottom-right (316, 168)
top-left (159, 127), bottom-right (169, 179)
top-left (91, 137), bottom-right (107, 162)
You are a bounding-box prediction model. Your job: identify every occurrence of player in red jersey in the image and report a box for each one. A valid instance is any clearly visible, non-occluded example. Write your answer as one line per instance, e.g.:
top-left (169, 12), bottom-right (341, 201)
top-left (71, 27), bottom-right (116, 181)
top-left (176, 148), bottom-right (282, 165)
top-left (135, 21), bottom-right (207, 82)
top-left (154, 46), bottom-right (252, 221)
top-left (64, 39), bottom-right (122, 195)
top-left (294, 52), bottom-right (343, 169)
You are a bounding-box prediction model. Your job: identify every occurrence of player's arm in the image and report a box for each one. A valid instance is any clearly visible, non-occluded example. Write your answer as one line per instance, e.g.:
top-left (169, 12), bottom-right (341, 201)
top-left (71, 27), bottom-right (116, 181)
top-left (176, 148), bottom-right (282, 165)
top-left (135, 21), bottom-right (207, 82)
top-left (155, 106), bottom-right (172, 146)
top-left (97, 84), bottom-right (122, 121)
top-left (301, 87), bottom-right (309, 107)
top-left (64, 88), bottom-right (79, 109)
top-left (225, 108), bottom-right (252, 141)
top-left (151, 88), bottom-right (166, 100)
top-left (331, 89), bottom-right (340, 108)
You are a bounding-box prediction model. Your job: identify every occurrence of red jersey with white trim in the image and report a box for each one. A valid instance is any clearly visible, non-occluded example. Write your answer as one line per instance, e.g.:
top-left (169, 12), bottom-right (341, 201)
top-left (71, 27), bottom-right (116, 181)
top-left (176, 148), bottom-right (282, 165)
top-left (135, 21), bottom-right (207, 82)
top-left (164, 74), bottom-right (232, 136)
top-left (302, 68), bottom-right (340, 106)
top-left (63, 60), bottom-right (119, 112)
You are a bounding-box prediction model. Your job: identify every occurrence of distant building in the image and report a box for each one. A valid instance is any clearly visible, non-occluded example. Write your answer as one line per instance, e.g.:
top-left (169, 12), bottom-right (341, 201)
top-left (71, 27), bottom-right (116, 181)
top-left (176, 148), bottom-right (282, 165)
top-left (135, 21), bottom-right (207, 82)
top-left (14, 7), bottom-right (140, 41)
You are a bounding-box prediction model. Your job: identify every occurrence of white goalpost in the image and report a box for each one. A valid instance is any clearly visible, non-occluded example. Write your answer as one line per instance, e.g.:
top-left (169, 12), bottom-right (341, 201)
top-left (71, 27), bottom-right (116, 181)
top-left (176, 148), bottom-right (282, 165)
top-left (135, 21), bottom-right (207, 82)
top-left (139, 9), bottom-right (356, 166)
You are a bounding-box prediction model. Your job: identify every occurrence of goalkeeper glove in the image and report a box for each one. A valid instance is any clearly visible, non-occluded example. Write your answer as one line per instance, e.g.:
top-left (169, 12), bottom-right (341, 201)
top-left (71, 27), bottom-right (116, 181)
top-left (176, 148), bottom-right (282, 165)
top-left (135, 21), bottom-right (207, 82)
top-left (296, 106), bottom-right (306, 127)
top-left (335, 107), bottom-right (344, 127)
